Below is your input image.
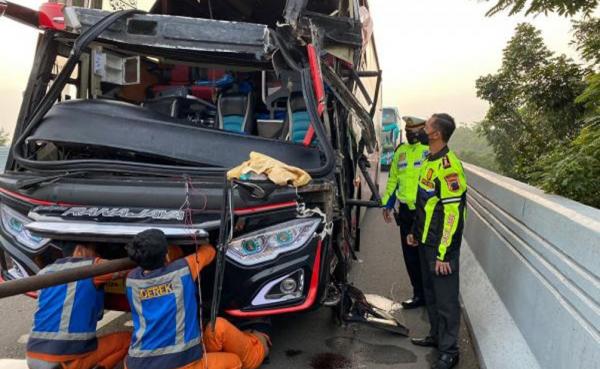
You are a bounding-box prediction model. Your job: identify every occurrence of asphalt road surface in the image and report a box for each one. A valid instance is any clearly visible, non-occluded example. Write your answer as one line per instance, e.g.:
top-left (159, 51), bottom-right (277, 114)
top-left (0, 180), bottom-right (480, 369)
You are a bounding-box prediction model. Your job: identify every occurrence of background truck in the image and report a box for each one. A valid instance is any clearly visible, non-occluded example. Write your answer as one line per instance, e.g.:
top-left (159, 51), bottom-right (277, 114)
top-left (380, 106), bottom-right (401, 171)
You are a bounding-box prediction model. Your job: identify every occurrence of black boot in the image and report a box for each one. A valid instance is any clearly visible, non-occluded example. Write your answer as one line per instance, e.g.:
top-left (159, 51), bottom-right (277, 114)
top-left (410, 336), bottom-right (438, 348)
top-left (432, 353), bottom-right (459, 369)
top-left (402, 296), bottom-right (425, 309)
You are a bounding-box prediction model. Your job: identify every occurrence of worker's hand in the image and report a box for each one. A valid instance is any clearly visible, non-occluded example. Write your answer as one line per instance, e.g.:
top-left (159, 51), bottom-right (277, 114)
top-left (435, 260), bottom-right (452, 276)
top-left (407, 234), bottom-right (418, 247)
top-left (382, 208), bottom-right (393, 223)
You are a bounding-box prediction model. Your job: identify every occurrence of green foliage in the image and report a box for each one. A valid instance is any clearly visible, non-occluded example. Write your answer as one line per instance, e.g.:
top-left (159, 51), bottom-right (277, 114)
top-left (475, 23), bottom-right (588, 182)
top-left (535, 120), bottom-right (600, 208)
top-left (576, 73), bottom-right (600, 113)
top-left (572, 17), bottom-right (600, 116)
top-left (449, 125), bottom-right (500, 172)
top-left (571, 17), bottom-right (600, 67)
top-left (485, 0), bottom-right (598, 16)
top-left (0, 129), bottom-right (8, 146)
top-left (478, 3), bottom-right (600, 207)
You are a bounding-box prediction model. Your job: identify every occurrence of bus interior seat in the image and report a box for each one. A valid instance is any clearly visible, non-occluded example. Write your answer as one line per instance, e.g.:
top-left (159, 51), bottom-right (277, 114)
top-left (217, 92), bottom-right (255, 134)
top-left (151, 65), bottom-right (229, 103)
top-left (287, 91), bottom-right (315, 145)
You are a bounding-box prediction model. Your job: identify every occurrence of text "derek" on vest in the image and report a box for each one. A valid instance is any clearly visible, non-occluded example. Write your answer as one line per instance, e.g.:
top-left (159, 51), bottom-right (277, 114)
top-left (139, 283), bottom-right (174, 300)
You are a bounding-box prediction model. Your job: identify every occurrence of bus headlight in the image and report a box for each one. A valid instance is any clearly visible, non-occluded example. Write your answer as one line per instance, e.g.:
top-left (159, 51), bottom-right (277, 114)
top-left (0, 204), bottom-right (49, 250)
top-left (226, 218), bottom-right (320, 266)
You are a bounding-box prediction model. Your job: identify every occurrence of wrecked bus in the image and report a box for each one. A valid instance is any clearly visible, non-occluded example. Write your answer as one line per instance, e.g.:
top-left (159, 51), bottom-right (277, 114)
top-left (0, 0), bottom-right (384, 320)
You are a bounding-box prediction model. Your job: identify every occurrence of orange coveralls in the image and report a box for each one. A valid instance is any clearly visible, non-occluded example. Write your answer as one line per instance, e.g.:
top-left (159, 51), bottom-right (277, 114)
top-left (26, 258), bottom-right (131, 369)
top-left (167, 246), bottom-right (270, 369)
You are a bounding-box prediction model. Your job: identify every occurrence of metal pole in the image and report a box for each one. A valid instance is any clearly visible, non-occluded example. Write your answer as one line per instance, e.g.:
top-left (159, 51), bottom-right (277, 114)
top-left (0, 258), bottom-right (135, 299)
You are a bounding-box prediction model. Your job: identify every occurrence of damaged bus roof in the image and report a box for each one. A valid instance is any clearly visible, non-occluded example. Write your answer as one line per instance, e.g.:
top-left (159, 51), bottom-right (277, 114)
top-left (71, 7), bottom-right (274, 66)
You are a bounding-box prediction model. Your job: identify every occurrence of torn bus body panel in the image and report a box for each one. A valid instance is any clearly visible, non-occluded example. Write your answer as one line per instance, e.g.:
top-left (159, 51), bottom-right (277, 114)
top-left (27, 100), bottom-right (322, 170)
top-left (322, 63), bottom-right (377, 153)
top-left (1, 1), bottom-right (39, 28)
top-left (297, 11), bottom-right (363, 49)
top-left (340, 286), bottom-right (410, 336)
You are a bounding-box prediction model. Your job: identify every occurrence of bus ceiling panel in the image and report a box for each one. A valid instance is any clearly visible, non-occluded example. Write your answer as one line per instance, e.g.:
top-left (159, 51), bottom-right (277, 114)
top-left (71, 7), bottom-right (274, 61)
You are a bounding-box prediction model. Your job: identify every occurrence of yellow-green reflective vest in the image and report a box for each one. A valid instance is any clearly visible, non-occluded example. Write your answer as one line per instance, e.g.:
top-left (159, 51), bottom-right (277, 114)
top-left (381, 143), bottom-right (429, 210)
top-left (413, 147), bottom-right (467, 261)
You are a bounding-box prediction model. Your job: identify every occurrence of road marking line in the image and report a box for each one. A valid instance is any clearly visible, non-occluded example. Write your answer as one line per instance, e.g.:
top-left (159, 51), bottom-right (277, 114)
top-left (0, 359), bottom-right (28, 369)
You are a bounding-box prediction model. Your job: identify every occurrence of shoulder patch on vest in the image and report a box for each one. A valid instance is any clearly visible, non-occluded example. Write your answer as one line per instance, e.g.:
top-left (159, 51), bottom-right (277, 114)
top-left (444, 173), bottom-right (460, 192)
top-left (421, 168), bottom-right (435, 189)
top-left (442, 155), bottom-right (451, 169)
top-left (426, 168), bottom-right (434, 180)
top-left (398, 152), bottom-right (406, 161)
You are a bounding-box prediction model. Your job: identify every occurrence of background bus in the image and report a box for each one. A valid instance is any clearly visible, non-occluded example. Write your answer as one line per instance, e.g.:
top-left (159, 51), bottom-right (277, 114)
top-left (380, 107), bottom-right (401, 171)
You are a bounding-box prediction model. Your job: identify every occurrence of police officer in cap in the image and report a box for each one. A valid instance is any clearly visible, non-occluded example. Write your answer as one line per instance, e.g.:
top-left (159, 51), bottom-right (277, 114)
top-left (381, 115), bottom-right (429, 309)
top-left (408, 113), bottom-right (467, 369)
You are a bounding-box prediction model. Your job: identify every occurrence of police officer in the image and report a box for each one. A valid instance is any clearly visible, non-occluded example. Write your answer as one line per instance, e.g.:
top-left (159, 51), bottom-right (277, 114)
top-left (381, 116), bottom-right (429, 309)
top-left (26, 243), bottom-right (131, 369)
top-left (407, 113), bottom-right (466, 369)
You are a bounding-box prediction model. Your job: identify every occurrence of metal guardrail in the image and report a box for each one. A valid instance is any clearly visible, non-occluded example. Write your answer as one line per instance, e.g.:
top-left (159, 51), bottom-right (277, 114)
top-left (461, 163), bottom-right (600, 369)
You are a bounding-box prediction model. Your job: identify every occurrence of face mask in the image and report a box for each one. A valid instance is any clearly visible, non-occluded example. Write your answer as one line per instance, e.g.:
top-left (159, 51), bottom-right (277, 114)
top-left (417, 129), bottom-right (429, 145)
top-left (406, 131), bottom-right (419, 144)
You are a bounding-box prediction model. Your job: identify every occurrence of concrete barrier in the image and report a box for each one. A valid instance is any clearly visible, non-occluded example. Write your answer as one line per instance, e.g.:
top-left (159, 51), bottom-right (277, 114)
top-left (460, 163), bottom-right (600, 369)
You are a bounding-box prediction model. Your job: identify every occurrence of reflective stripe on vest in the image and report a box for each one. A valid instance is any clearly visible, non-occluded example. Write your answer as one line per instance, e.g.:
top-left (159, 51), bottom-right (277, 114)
top-left (126, 259), bottom-right (202, 369)
top-left (28, 258), bottom-right (101, 356)
top-left (389, 143), bottom-right (429, 209)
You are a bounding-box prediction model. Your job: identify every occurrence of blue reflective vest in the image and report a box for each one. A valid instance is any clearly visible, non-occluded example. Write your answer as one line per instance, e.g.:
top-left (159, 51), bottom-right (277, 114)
top-left (27, 257), bottom-right (104, 356)
top-left (126, 258), bottom-right (203, 369)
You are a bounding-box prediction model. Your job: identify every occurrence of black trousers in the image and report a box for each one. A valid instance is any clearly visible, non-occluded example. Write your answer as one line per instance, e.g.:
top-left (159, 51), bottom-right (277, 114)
top-left (396, 203), bottom-right (423, 299)
top-left (419, 244), bottom-right (460, 356)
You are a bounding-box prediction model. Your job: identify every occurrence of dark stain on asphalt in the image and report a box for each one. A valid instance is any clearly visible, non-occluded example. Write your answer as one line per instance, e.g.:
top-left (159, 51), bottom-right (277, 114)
top-left (325, 336), bottom-right (417, 364)
top-left (425, 350), bottom-right (437, 366)
top-left (285, 349), bottom-right (303, 357)
top-left (310, 352), bottom-right (352, 369)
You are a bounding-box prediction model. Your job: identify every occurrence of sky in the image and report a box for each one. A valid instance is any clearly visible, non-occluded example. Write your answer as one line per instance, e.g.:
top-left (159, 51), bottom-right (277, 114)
top-left (368, 0), bottom-right (587, 125)
top-left (0, 0), bottom-right (590, 136)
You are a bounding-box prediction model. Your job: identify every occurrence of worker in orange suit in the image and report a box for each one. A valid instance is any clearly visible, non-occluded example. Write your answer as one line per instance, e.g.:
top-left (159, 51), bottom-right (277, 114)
top-left (204, 317), bottom-right (270, 369)
top-left (124, 229), bottom-right (270, 369)
top-left (26, 242), bottom-right (131, 369)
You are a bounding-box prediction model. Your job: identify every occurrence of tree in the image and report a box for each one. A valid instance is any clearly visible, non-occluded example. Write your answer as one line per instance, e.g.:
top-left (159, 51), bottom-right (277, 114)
top-left (475, 24), bottom-right (588, 181)
top-left (0, 128), bottom-right (8, 146)
top-left (485, 0), bottom-right (599, 16)
top-left (545, 16), bottom-right (600, 207)
top-left (535, 118), bottom-right (600, 208)
top-left (571, 17), bottom-right (600, 68)
top-left (449, 125), bottom-right (500, 172)
top-left (480, 2), bottom-right (600, 208)
top-left (572, 17), bottom-right (600, 115)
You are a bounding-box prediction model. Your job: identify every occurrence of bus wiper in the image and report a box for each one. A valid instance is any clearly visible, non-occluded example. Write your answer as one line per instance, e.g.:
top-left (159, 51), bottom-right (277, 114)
top-left (15, 171), bottom-right (92, 190)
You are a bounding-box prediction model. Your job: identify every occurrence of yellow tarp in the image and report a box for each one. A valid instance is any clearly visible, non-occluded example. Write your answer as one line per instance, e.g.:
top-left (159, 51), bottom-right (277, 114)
top-left (227, 152), bottom-right (312, 187)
